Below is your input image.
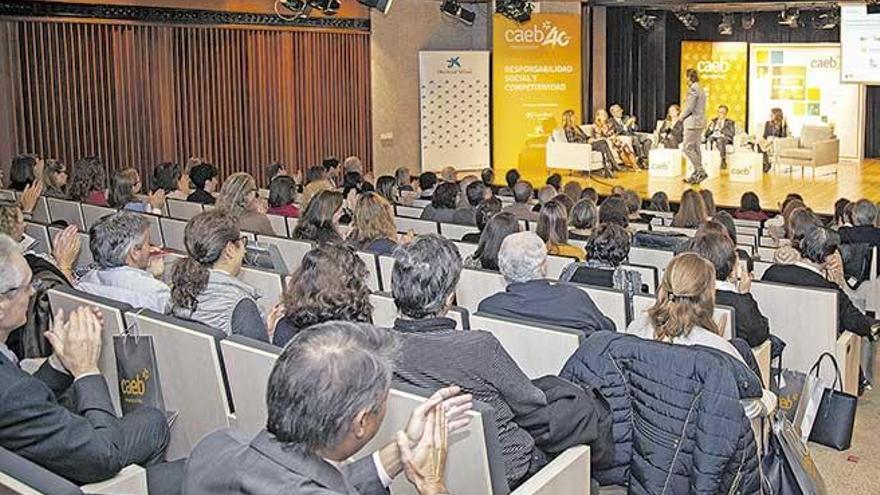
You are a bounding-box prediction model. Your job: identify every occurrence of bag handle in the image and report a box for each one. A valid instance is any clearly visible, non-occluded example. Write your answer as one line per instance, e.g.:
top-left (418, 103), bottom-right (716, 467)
top-left (121, 308), bottom-right (148, 342)
top-left (809, 352), bottom-right (843, 392)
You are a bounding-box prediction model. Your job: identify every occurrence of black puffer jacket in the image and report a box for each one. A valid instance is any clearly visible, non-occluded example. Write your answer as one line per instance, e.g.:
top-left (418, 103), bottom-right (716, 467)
top-left (560, 332), bottom-right (763, 494)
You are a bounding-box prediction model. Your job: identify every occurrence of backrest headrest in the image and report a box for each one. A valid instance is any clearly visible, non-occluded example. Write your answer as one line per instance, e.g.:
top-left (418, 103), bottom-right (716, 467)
top-left (0, 446), bottom-right (82, 495)
top-left (801, 125), bottom-right (833, 147)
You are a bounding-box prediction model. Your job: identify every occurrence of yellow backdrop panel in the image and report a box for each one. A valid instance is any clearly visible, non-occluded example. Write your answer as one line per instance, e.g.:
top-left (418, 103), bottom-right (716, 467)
top-left (492, 13), bottom-right (582, 184)
top-left (680, 41), bottom-right (748, 127)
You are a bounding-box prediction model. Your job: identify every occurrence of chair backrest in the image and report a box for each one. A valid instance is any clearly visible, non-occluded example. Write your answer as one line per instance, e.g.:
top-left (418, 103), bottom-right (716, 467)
top-left (46, 197), bottom-right (84, 231)
top-left (126, 310), bottom-right (231, 460)
top-left (81, 203), bottom-right (117, 232)
top-left (0, 446), bottom-right (82, 495)
top-left (439, 222), bottom-right (478, 241)
top-left (237, 266), bottom-right (283, 316)
top-left (394, 216), bottom-right (438, 235)
top-left (572, 283), bottom-right (628, 331)
top-left (800, 125), bottom-right (833, 147)
top-left (632, 294), bottom-right (736, 339)
top-left (455, 268), bottom-right (508, 313)
top-left (131, 212), bottom-right (164, 247)
top-left (622, 263), bottom-right (658, 294)
top-left (219, 335), bottom-right (280, 434)
top-left (753, 260), bottom-right (773, 279)
top-left (378, 255), bottom-right (395, 293)
top-left (266, 214), bottom-right (288, 237)
top-left (628, 246), bottom-right (674, 277)
top-left (254, 235), bottom-right (313, 274)
top-left (470, 313), bottom-right (583, 378)
top-left (47, 287), bottom-right (132, 415)
top-left (47, 226), bottom-right (93, 270)
top-left (546, 255), bottom-right (576, 280)
top-left (29, 196), bottom-right (50, 224)
top-left (285, 217), bottom-right (299, 236)
top-left (0, 189), bottom-right (16, 201)
top-left (453, 241), bottom-right (479, 260)
top-left (394, 204), bottom-right (424, 219)
top-left (369, 292), bottom-right (469, 330)
top-left (652, 224), bottom-right (697, 237)
top-left (356, 251), bottom-right (382, 292)
top-left (165, 198), bottom-right (203, 220)
top-left (159, 217), bottom-right (188, 252)
top-left (23, 221), bottom-right (51, 256)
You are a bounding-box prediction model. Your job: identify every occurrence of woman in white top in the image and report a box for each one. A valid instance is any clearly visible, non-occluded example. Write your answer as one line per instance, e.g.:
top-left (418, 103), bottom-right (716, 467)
top-left (626, 252), bottom-right (744, 363)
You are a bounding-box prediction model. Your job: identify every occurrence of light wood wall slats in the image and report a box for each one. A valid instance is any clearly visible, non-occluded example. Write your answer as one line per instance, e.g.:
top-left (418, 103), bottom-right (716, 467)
top-left (0, 19), bottom-right (372, 185)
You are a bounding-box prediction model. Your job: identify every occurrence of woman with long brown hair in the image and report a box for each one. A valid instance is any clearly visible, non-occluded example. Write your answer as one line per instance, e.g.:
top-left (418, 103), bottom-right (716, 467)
top-left (41, 159), bottom-right (68, 199)
top-left (292, 189), bottom-right (344, 243)
top-left (346, 192), bottom-right (399, 255)
top-left (216, 172), bottom-right (275, 236)
top-left (625, 252), bottom-right (744, 362)
top-left (657, 104), bottom-right (683, 149)
top-left (757, 107), bottom-right (789, 171)
top-left (672, 189), bottom-right (708, 229)
top-left (536, 200), bottom-right (585, 261)
top-left (557, 109), bottom-right (615, 177)
top-left (68, 156), bottom-right (108, 205)
top-left (592, 109), bottom-right (638, 171)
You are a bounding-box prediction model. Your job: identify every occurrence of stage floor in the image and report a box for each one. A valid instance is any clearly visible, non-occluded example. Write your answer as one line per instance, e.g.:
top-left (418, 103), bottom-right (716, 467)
top-left (533, 159), bottom-right (880, 216)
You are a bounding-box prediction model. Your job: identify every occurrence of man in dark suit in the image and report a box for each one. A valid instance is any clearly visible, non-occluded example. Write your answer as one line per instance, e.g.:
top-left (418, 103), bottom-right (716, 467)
top-left (609, 104), bottom-right (651, 167)
top-left (703, 105), bottom-right (736, 168)
top-left (184, 321), bottom-right (472, 495)
top-left (681, 68), bottom-right (708, 184)
top-left (0, 234), bottom-right (171, 485)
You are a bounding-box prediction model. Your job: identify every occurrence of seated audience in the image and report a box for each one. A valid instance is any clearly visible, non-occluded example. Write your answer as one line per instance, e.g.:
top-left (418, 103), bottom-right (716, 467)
top-left (457, 175), bottom-right (478, 209)
top-left (598, 196), bottom-right (629, 229)
top-left (546, 173), bottom-right (562, 192)
top-left (68, 156), bottom-right (108, 206)
top-left (301, 165), bottom-right (335, 207)
top-left (0, 203), bottom-right (79, 282)
top-left (420, 181), bottom-right (470, 224)
top-left (537, 200), bottom-right (586, 261)
top-left (734, 192), bottom-right (769, 222)
top-left (0, 235), bottom-right (172, 486)
top-left (649, 191), bottom-right (670, 212)
top-left (498, 168), bottom-right (520, 196)
top-left (838, 199), bottom-right (880, 247)
top-left (560, 223), bottom-right (644, 298)
top-left (623, 189), bottom-right (647, 223)
top-left (78, 211), bottom-right (169, 313)
top-left (389, 234), bottom-right (547, 487)
top-left (273, 244), bottom-right (372, 346)
top-left (347, 192), bottom-right (399, 255)
top-left (763, 225), bottom-right (878, 338)
top-left (453, 180), bottom-right (487, 226)
top-left (108, 168), bottom-right (163, 213)
top-left (341, 171), bottom-right (367, 198)
top-left (152, 162), bottom-right (190, 200)
top-left (686, 232), bottom-right (770, 347)
top-left (832, 198), bottom-right (852, 230)
top-left (440, 166), bottom-right (457, 183)
top-left (562, 181), bottom-right (582, 203)
top-left (185, 321), bottom-right (465, 495)
top-left (322, 156), bottom-right (342, 187)
top-left (170, 210), bottom-right (277, 342)
top-left (699, 189), bottom-right (717, 217)
top-left (264, 162), bottom-right (287, 185)
top-left (534, 185), bottom-right (557, 212)
top-left (187, 162), bottom-right (219, 205)
top-left (461, 197), bottom-right (502, 244)
top-left (267, 175), bottom-right (300, 218)
top-left (626, 252), bottom-right (745, 362)
top-left (41, 159), bottom-right (68, 199)
top-left (581, 186), bottom-right (598, 203)
top-left (464, 211), bottom-right (520, 270)
top-left (8, 154), bottom-right (39, 191)
top-left (418, 171), bottom-right (438, 199)
top-left (375, 175), bottom-right (398, 204)
top-left (568, 199), bottom-right (597, 240)
top-left (552, 193), bottom-right (574, 215)
top-left (480, 232), bottom-right (616, 335)
top-left (773, 207), bottom-right (819, 264)
top-left (502, 181), bottom-right (539, 222)
top-left (672, 189), bottom-right (708, 229)
top-left (292, 190), bottom-right (344, 244)
top-left (481, 167), bottom-right (500, 194)
top-left (395, 166), bottom-right (414, 192)
top-left (217, 172), bottom-right (275, 236)
top-left (766, 193), bottom-right (803, 240)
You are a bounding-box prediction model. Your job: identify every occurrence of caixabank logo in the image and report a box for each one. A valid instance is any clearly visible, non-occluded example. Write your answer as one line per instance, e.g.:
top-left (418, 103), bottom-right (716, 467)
top-left (439, 55), bottom-right (472, 75)
top-left (504, 20), bottom-right (571, 48)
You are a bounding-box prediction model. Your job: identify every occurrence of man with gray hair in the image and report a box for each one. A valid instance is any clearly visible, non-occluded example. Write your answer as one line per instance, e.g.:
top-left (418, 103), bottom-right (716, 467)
top-left (839, 198), bottom-right (880, 247)
top-left (77, 211), bottom-right (170, 313)
top-left (502, 180), bottom-right (539, 222)
top-left (185, 320), bottom-right (471, 495)
top-left (478, 232), bottom-right (616, 335)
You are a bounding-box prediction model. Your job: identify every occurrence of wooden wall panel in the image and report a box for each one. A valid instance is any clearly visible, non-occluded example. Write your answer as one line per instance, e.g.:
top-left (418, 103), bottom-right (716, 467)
top-left (0, 19), bottom-right (372, 185)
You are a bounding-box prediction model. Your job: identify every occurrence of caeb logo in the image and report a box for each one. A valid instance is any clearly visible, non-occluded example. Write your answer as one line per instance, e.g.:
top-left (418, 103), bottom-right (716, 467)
top-left (811, 56), bottom-right (838, 69)
top-left (697, 60), bottom-right (730, 74)
top-left (504, 20), bottom-right (571, 47)
top-left (446, 57), bottom-right (462, 69)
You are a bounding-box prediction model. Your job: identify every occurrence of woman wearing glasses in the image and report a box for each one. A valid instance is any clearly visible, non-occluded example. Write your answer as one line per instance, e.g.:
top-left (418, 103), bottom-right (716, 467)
top-left (216, 172), bottom-right (276, 236)
top-left (170, 210), bottom-right (283, 343)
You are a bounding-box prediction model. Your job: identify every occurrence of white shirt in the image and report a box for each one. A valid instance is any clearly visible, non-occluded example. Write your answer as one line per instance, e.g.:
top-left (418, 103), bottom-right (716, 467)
top-left (625, 314), bottom-right (745, 364)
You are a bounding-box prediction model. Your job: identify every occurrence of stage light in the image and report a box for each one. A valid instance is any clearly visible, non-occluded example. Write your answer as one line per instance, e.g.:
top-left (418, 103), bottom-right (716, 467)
top-left (778, 8), bottom-right (801, 28)
top-left (718, 13), bottom-right (735, 36)
top-left (496, 0), bottom-right (533, 23)
top-left (358, 0), bottom-right (394, 15)
top-left (277, 0), bottom-right (312, 18)
top-left (307, 0), bottom-right (340, 15)
top-left (674, 9), bottom-right (699, 31)
top-left (440, 0), bottom-right (476, 26)
top-left (741, 12), bottom-right (756, 30)
top-left (633, 9), bottom-right (658, 31)
top-left (812, 9), bottom-right (839, 30)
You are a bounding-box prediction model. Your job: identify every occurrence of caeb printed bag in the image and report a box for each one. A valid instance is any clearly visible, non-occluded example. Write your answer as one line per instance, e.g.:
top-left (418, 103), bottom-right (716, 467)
top-left (113, 312), bottom-right (166, 415)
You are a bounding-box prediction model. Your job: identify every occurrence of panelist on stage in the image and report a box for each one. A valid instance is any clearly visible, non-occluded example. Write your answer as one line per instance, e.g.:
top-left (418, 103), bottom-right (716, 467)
top-left (756, 108), bottom-right (789, 172)
top-left (609, 104), bottom-right (651, 168)
top-left (553, 109), bottom-right (615, 178)
top-left (591, 109), bottom-right (638, 172)
top-left (680, 68), bottom-right (707, 184)
top-left (703, 105), bottom-right (736, 169)
top-left (656, 104), bottom-right (683, 149)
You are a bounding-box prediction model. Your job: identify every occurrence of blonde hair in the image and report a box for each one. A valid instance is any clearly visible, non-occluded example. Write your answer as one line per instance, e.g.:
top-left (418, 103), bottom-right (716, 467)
top-left (672, 189), bottom-right (707, 228)
top-left (648, 253), bottom-right (719, 341)
top-left (347, 192), bottom-right (397, 249)
top-left (217, 172), bottom-right (257, 219)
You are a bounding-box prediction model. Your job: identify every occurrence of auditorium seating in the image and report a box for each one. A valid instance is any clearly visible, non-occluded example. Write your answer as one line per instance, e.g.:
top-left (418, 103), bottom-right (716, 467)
top-left (81, 203), bottom-right (116, 231)
top-left (165, 198), bottom-right (204, 220)
top-left (46, 197), bottom-right (85, 231)
top-left (632, 293), bottom-right (736, 339)
top-left (369, 291), bottom-right (469, 329)
top-left (253, 234), bottom-right (312, 273)
top-left (23, 221), bottom-right (52, 255)
top-left (47, 226), bottom-right (93, 270)
top-left (220, 335), bottom-right (280, 434)
top-left (394, 216), bottom-right (438, 235)
top-left (440, 222), bottom-right (478, 241)
top-left (237, 266), bottom-right (284, 316)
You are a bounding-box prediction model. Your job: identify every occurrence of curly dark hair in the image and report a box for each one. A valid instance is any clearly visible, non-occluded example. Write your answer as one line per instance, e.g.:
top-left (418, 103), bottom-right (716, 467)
top-left (68, 156), bottom-right (106, 202)
top-left (282, 244), bottom-right (373, 331)
top-left (586, 223), bottom-right (630, 266)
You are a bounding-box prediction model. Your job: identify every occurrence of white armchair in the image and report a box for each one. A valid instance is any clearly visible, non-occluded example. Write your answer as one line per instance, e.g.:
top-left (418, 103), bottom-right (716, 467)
top-left (546, 125), bottom-right (606, 173)
top-left (776, 125), bottom-right (840, 176)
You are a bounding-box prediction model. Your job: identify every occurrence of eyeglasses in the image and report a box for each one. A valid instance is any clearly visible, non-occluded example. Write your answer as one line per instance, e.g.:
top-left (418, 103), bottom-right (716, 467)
top-left (1, 279), bottom-right (44, 298)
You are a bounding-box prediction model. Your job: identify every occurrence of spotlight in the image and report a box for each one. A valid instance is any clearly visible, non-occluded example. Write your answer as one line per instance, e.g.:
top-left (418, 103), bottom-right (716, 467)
top-left (496, 0), bottom-right (533, 23)
top-left (718, 13), bottom-right (735, 35)
top-left (674, 9), bottom-right (699, 31)
top-left (812, 9), bottom-right (839, 30)
top-left (633, 9), bottom-right (658, 30)
top-left (278, 0), bottom-right (312, 18)
top-left (741, 11), bottom-right (756, 30)
top-left (778, 8), bottom-right (800, 28)
top-left (440, 0), bottom-right (476, 26)
top-left (358, 0), bottom-right (394, 15)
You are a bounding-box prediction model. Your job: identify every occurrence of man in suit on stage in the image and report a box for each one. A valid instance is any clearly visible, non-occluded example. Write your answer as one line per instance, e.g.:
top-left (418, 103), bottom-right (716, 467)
top-left (681, 68), bottom-right (707, 184)
top-left (609, 104), bottom-right (651, 167)
top-left (704, 105), bottom-right (736, 169)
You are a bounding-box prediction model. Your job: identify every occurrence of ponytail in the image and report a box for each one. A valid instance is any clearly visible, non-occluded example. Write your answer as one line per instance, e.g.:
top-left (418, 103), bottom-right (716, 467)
top-left (648, 253), bottom-right (718, 340)
top-left (170, 256), bottom-right (210, 312)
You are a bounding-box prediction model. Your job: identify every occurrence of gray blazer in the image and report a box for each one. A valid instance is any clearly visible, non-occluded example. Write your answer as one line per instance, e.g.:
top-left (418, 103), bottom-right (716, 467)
top-left (183, 429), bottom-right (387, 495)
top-left (680, 82), bottom-right (707, 130)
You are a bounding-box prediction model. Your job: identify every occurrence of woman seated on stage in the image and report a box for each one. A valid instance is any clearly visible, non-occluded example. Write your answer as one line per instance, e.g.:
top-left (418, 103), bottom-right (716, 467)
top-left (591, 109), bottom-right (638, 171)
top-left (555, 109), bottom-right (615, 178)
top-left (672, 189), bottom-right (709, 229)
top-left (656, 104), bottom-right (683, 149)
top-left (536, 200), bottom-right (586, 261)
top-left (756, 107), bottom-right (789, 172)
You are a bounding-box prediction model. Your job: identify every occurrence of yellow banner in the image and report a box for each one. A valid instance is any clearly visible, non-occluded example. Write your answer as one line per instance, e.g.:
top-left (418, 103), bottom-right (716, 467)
top-left (680, 41), bottom-right (748, 126)
top-left (492, 13), bottom-right (582, 183)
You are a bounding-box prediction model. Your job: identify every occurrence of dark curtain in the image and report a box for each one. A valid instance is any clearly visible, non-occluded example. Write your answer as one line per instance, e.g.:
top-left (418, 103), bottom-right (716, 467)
top-left (867, 87), bottom-right (880, 158)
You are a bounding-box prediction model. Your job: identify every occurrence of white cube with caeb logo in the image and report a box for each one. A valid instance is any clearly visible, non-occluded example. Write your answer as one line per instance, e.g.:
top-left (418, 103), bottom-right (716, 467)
top-left (728, 151), bottom-right (763, 183)
top-left (648, 148), bottom-right (683, 178)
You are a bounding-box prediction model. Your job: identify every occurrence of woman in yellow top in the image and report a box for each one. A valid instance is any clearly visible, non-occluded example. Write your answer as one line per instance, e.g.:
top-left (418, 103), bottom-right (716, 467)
top-left (536, 200), bottom-right (586, 261)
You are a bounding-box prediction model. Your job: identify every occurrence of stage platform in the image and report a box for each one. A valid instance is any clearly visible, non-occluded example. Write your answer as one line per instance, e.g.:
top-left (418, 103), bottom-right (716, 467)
top-left (529, 159), bottom-right (880, 216)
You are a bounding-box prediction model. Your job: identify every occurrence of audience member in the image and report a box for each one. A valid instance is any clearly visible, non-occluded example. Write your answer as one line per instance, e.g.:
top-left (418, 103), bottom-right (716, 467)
top-left (185, 321), bottom-right (466, 495)
top-left (499, 169), bottom-right (520, 196)
top-left (322, 156), bottom-right (341, 186)
top-left (9, 154), bottom-right (39, 192)
top-left (561, 223), bottom-right (644, 298)
top-left (611, 185), bottom-right (625, 196)
top-left (766, 193), bottom-right (804, 239)
top-left (838, 199), bottom-right (880, 247)
top-left (170, 211), bottom-right (279, 342)
top-left (273, 244), bottom-right (372, 346)
top-left (108, 168), bottom-right (163, 213)
top-left (672, 189), bottom-right (707, 229)
top-left (292, 190), bottom-right (344, 244)
top-left (420, 181), bottom-right (471, 225)
top-left (552, 193), bottom-right (574, 215)
top-left (534, 185), bottom-right (557, 212)
top-left (389, 234), bottom-right (547, 487)
top-left (623, 190), bottom-right (646, 223)
top-left (264, 162), bottom-right (287, 185)
top-left (347, 192), bottom-right (399, 255)
top-left (649, 191), bottom-right (670, 212)
top-left (546, 173), bottom-right (562, 192)
top-left (568, 199), bottom-right (597, 240)
top-left (562, 181), bottom-right (582, 203)
top-left (418, 172), bottom-right (438, 199)
top-left (0, 234), bottom-right (172, 486)
top-left (453, 180), bottom-right (488, 226)
top-left (464, 211), bottom-right (520, 270)
top-left (734, 192), bottom-right (769, 222)
top-left (152, 162), bottom-right (189, 200)
top-left (68, 156), bottom-right (108, 206)
top-left (502, 181), bottom-right (539, 222)
top-left (626, 252), bottom-right (745, 362)
top-left (41, 159), bottom-right (68, 199)
top-left (301, 165), bottom-right (335, 208)
top-left (375, 175), bottom-right (398, 204)
top-left (537, 200), bottom-right (586, 261)
top-left (457, 175), bottom-right (478, 209)
top-left (77, 211), bottom-right (169, 313)
top-left (686, 232), bottom-right (769, 347)
top-left (581, 187), bottom-right (598, 203)
top-left (341, 171), bottom-right (366, 198)
top-left (480, 231), bottom-right (616, 336)
top-left (395, 166), bottom-right (413, 192)
top-left (773, 207), bottom-right (819, 264)
top-left (699, 189), bottom-right (717, 217)
top-left (187, 162), bottom-right (219, 205)
top-left (440, 166), bottom-right (457, 183)
top-left (481, 167), bottom-right (500, 194)
top-left (461, 197), bottom-right (502, 244)
top-left (832, 198), bottom-right (852, 229)
top-left (217, 172), bottom-right (275, 236)
top-left (599, 196), bottom-right (629, 229)
top-left (343, 156), bottom-right (364, 176)
top-left (267, 175), bottom-right (300, 218)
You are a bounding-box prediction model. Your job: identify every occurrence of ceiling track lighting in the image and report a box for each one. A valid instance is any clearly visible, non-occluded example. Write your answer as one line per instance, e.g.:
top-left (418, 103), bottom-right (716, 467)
top-left (741, 11), bottom-right (756, 30)
top-left (674, 8), bottom-right (699, 31)
top-left (440, 0), bottom-right (476, 26)
top-left (812, 9), bottom-right (840, 30)
top-left (633, 9), bottom-right (658, 31)
top-left (718, 13), bottom-right (735, 35)
top-left (778, 7), bottom-right (801, 28)
top-left (496, 0), bottom-right (533, 23)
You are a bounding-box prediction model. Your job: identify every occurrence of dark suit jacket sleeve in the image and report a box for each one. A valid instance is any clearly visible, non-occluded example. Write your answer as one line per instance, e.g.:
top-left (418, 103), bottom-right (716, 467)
top-left (762, 122), bottom-right (772, 139)
top-left (32, 360), bottom-right (73, 396)
top-left (578, 296), bottom-right (617, 333)
top-left (343, 456), bottom-right (388, 495)
top-left (487, 338), bottom-right (547, 419)
top-left (0, 373), bottom-right (126, 484)
top-left (838, 289), bottom-right (874, 337)
top-left (736, 294), bottom-right (770, 347)
top-left (724, 120), bottom-right (736, 140)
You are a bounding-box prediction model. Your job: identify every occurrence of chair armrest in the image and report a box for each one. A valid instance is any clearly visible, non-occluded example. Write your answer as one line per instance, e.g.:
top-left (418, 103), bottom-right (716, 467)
top-left (811, 138), bottom-right (840, 167)
top-left (836, 331), bottom-right (861, 395)
top-left (81, 465), bottom-right (148, 495)
top-left (751, 341), bottom-right (772, 387)
top-left (512, 446), bottom-right (591, 495)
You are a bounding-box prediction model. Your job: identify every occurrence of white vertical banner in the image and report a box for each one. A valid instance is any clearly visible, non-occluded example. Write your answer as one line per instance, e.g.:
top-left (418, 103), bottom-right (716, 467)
top-left (419, 51), bottom-right (490, 172)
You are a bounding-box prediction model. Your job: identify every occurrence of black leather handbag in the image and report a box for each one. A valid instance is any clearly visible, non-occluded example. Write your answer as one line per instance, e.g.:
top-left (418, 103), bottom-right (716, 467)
top-left (807, 352), bottom-right (858, 451)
